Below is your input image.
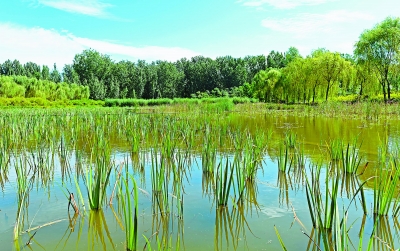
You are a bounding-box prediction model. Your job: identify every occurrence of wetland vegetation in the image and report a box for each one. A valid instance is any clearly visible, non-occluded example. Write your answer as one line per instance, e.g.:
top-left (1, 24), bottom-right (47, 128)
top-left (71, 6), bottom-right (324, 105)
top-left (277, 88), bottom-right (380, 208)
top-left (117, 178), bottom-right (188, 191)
top-left (0, 105), bottom-right (399, 250)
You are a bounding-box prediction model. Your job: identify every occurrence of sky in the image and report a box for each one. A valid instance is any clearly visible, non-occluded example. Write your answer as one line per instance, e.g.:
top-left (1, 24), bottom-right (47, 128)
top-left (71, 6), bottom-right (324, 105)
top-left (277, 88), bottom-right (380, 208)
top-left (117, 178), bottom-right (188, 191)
top-left (0, 0), bottom-right (399, 68)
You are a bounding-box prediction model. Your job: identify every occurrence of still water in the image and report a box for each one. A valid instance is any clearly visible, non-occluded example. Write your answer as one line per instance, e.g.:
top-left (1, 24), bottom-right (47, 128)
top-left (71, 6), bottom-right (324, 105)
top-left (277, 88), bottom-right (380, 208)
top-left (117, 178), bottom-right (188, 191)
top-left (0, 111), bottom-right (399, 250)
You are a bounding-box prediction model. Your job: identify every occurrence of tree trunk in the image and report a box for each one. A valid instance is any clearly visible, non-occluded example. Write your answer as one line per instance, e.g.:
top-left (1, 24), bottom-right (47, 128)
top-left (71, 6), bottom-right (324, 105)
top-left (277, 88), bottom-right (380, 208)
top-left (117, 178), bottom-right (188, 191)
top-left (312, 85), bottom-right (316, 104)
top-left (381, 82), bottom-right (387, 103)
top-left (325, 81), bottom-right (330, 101)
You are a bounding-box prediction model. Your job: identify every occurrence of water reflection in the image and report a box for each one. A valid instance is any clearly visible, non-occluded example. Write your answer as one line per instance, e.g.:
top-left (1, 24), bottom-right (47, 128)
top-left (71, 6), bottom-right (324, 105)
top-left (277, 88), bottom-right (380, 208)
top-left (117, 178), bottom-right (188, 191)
top-left (88, 210), bottom-right (115, 251)
top-left (214, 205), bottom-right (255, 251)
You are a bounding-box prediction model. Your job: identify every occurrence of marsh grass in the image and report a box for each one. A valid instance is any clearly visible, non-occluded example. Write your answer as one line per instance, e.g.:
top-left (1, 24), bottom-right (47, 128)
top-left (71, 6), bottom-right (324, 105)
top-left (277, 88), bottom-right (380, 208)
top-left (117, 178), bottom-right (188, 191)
top-left (14, 157), bottom-right (33, 240)
top-left (215, 157), bottom-right (234, 208)
top-left (304, 164), bottom-right (339, 230)
top-left (83, 139), bottom-right (114, 210)
top-left (202, 140), bottom-right (217, 175)
top-left (327, 138), bottom-right (343, 161)
top-left (373, 157), bottom-right (400, 216)
top-left (277, 142), bottom-right (293, 172)
top-left (341, 140), bottom-right (363, 174)
top-left (119, 172), bottom-right (139, 251)
top-left (284, 130), bottom-right (297, 148)
top-left (151, 151), bottom-right (170, 216)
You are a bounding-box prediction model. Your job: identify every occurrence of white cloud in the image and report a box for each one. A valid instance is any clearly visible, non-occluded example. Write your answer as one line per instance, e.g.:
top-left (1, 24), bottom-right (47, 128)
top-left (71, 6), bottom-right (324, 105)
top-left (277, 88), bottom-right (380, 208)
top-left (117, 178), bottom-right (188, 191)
top-left (72, 37), bottom-right (200, 62)
top-left (262, 10), bottom-right (374, 37)
top-left (37, 0), bottom-right (111, 17)
top-left (0, 23), bottom-right (200, 68)
top-left (239, 0), bottom-right (332, 9)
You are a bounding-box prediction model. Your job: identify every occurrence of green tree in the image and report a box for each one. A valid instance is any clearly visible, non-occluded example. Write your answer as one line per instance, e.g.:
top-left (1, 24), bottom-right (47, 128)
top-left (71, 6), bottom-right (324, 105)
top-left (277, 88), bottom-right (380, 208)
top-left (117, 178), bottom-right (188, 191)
top-left (24, 62), bottom-right (41, 79)
top-left (251, 69), bottom-right (282, 102)
top-left (312, 49), bottom-right (350, 101)
top-left (354, 17), bottom-right (400, 102)
top-left (41, 65), bottom-right (50, 80)
top-left (267, 51), bottom-right (286, 69)
top-left (62, 64), bottom-right (80, 84)
top-left (50, 63), bottom-right (62, 83)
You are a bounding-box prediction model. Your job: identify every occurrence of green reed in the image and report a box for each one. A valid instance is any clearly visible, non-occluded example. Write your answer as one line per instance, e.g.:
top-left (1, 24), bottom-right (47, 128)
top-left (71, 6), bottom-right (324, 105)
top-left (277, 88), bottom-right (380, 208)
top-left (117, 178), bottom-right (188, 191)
top-left (119, 172), bottom-right (139, 251)
top-left (277, 142), bottom-right (293, 172)
top-left (14, 157), bottom-right (32, 240)
top-left (215, 157), bottom-right (234, 208)
top-left (373, 156), bottom-right (400, 216)
top-left (327, 138), bottom-right (343, 161)
top-left (202, 140), bottom-right (217, 175)
top-left (151, 150), bottom-right (170, 216)
top-left (304, 164), bottom-right (339, 230)
top-left (341, 140), bottom-right (363, 174)
top-left (284, 130), bottom-right (297, 148)
top-left (83, 138), bottom-right (114, 210)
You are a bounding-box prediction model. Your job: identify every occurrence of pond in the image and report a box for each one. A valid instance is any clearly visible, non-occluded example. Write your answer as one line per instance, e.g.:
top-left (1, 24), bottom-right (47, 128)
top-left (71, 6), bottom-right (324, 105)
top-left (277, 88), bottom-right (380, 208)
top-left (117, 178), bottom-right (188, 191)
top-left (0, 108), bottom-right (399, 250)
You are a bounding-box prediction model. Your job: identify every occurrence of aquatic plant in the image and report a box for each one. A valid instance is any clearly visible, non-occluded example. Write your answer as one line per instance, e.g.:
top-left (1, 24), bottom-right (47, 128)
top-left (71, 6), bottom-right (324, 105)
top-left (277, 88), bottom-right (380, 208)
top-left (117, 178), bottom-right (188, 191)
top-left (373, 156), bottom-right (400, 216)
top-left (119, 173), bottom-right (139, 251)
top-left (304, 164), bottom-right (340, 230)
top-left (215, 157), bottom-right (234, 208)
top-left (327, 138), bottom-right (343, 161)
top-left (83, 139), bottom-right (114, 210)
top-left (341, 140), bottom-right (363, 174)
top-left (277, 142), bottom-right (293, 172)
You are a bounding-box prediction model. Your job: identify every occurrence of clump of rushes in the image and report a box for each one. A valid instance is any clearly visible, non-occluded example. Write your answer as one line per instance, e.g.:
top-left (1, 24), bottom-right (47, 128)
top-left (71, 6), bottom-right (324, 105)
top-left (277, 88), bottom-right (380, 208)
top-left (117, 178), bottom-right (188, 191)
top-left (277, 142), bottom-right (292, 172)
top-left (341, 139), bottom-right (363, 174)
top-left (202, 140), bottom-right (217, 175)
top-left (304, 164), bottom-right (339, 230)
top-left (242, 132), bottom-right (268, 183)
top-left (373, 156), bottom-right (400, 216)
top-left (119, 171), bottom-right (139, 251)
top-left (83, 139), bottom-right (114, 210)
top-left (284, 130), bottom-right (297, 148)
top-left (14, 158), bottom-right (32, 240)
top-left (328, 138), bottom-right (343, 161)
top-left (150, 150), bottom-right (170, 216)
top-left (215, 157), bottom-right (234, 208)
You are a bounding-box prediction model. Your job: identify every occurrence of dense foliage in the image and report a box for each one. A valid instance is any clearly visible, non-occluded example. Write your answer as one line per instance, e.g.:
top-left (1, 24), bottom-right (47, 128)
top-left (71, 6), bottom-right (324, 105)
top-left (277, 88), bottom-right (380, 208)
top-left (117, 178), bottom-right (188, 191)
top-left (1, 17), bottom-right (400, 103)
top-left (0, 76), bottom-right (89, 101)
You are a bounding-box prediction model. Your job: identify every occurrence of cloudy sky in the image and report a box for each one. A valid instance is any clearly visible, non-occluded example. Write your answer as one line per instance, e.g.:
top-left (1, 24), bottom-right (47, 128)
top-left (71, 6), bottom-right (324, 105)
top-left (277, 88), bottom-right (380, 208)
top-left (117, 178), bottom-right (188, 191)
top-left (0, 0), bottom-right (399, 68)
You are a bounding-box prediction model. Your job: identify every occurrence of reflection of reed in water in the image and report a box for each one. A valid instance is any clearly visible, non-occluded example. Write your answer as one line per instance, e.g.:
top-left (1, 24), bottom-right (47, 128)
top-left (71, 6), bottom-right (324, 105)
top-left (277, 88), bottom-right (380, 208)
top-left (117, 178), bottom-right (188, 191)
top-left (372, 215), bottom-right (399, 251)
top-left (147, 208), bottom-right (185, 250)
top-left (214, 205), bottom-right (255, 251)
top-left (243, 179), bottom-right (259, 212)
top-left (340, 170), bottom-right (368, 214)
top-left (88, 210), bottom-right (116, 251)
top-left (202, 171), bottom-right (214, 199)
top-left (277, 171), bottom-right (292, 208)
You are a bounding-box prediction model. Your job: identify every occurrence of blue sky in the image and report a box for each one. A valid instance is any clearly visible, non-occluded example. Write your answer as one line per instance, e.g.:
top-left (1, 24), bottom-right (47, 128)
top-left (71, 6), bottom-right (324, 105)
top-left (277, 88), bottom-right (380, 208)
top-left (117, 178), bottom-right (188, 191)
top-left (0, 0), bottom-right (399, 68)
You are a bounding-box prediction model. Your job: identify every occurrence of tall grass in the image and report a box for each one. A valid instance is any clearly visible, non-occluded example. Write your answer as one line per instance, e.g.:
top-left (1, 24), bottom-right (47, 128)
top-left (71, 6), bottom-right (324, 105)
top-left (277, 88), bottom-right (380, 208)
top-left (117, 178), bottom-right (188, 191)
top-left (119, 172), bottom-right (139, 251)
top-left (277, 142), bottom-right (293, 172)
top-left (215, 157), bottom-right (234, 208)
top-left (373, 156), bottom-right (400, 216)
top-left (83, 138), bottom-right (114, 210)
top-left (341, 140), bottom-right (363, 174)
top-left (304, 164), bottom-right (339, 230)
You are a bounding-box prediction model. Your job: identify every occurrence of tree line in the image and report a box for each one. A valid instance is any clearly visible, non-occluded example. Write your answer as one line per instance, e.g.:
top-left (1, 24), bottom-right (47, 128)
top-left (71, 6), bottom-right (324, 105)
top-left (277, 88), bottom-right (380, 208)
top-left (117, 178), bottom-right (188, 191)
top-left (0, 17), bottom-right (399, 103)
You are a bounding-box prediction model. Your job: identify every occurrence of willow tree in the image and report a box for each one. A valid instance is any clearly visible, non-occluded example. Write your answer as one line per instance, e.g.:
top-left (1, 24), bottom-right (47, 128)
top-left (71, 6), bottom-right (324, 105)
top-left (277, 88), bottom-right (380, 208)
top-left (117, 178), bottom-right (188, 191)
top-left (312, 49), bottom-right (350, 101)
top-left (354, 17), bottom-right (400, 102)
top-left (251, 69), bottom-right (282, 102)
